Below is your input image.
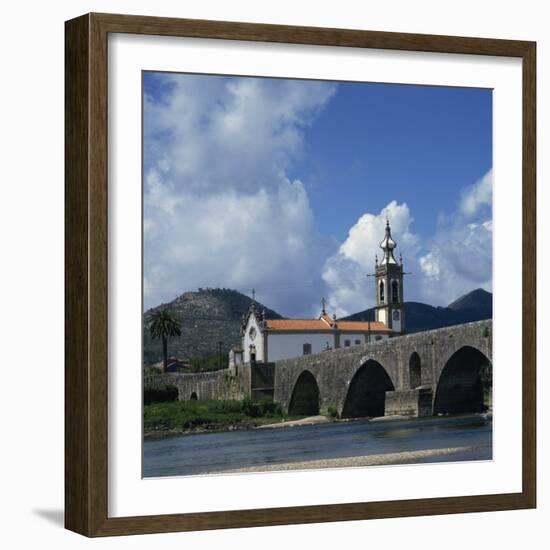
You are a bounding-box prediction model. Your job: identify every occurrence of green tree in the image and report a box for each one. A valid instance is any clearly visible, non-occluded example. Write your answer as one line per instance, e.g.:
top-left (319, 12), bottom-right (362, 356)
top-left (147, 309), bottom-right (182, 373)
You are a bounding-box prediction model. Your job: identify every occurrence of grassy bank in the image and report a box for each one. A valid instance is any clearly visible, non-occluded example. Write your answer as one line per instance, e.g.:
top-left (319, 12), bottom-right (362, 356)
top-left (144, 398), bottom-right (300, 438)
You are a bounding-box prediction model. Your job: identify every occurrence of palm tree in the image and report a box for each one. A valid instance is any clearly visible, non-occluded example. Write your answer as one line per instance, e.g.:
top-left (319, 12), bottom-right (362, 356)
top-left (147, 309), bottom-right (182, 373)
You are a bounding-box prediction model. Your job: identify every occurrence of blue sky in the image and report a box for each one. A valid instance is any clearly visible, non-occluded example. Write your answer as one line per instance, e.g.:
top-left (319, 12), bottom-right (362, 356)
top-left (294, 82), bottom-right (492, 241)
top-left (143, 72), bottom-right (493, 316)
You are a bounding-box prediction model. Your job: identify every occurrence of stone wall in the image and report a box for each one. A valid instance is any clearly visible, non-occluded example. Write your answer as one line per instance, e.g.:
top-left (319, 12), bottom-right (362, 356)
top-left (144, 365), bottom-right (252, 402)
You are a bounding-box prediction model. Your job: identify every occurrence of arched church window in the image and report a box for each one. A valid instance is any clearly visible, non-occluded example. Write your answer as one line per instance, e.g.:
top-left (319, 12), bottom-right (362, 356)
top-left (379, 281), bottom-right (385, 303)
top-left (392, 280), bottom-right (399, 303)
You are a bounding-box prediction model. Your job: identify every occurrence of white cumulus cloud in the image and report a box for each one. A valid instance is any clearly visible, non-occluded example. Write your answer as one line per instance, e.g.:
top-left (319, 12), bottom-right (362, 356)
top-left (418, 169), bottom-right (493, 305)
top-left (143, 74), bottom-right (337, 314)
top-left (418, 220), bottom-right (492, 305)
top-left (322, 201), bottom-right (419, 317)
top-left (459, 169), bottom-right (493, 217)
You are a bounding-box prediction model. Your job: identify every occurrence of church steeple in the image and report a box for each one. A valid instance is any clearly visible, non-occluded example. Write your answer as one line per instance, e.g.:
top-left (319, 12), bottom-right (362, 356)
top-left (373, 219), bottom-right (405, 333)
top-left (380, 219), bottom-right (397, 265)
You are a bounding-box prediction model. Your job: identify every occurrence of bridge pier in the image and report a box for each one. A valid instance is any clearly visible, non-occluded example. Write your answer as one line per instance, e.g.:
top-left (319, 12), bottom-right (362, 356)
top-left (385, 387), bottom-right (433, 417)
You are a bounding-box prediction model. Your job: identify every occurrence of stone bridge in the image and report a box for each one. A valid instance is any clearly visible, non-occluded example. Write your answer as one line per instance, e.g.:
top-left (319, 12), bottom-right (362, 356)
top-left (274, 320), bottom-right (492, 417)
top-left (146, 320), bottom-right (492, 418)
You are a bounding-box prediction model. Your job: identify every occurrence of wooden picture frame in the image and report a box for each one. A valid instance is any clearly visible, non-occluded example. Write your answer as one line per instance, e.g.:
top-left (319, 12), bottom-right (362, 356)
top-left (65, 12), bottom-right (536, 537)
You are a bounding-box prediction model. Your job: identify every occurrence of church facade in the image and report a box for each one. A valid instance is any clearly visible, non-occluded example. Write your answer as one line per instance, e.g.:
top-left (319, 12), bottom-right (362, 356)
top-left (231, 221), bottom-right (406, 366)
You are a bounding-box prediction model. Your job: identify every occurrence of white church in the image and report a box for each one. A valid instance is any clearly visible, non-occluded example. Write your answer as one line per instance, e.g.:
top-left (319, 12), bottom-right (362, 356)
top-left (230, 220), bottom-right (406, 365)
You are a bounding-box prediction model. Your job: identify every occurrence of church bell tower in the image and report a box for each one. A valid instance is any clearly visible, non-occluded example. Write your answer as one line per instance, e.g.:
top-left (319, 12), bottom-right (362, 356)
top-left (374, 220), bottom-right (405, 333)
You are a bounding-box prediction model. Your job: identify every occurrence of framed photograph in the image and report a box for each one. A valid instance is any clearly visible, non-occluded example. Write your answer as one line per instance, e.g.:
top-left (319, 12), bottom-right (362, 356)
top-left (65, 13), bottom-right (536, 536)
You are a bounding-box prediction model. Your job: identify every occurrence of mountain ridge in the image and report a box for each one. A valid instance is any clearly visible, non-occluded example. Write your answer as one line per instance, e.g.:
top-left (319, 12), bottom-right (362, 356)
top-left (448, 288), bottom-right (493, 313)
top-left (341, 288), bottom-right (492, 333)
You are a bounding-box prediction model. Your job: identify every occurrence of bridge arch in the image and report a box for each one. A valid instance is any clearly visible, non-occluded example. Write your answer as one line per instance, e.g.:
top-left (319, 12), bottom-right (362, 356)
top-left (434, 345), bottom-right (491, 414)
top-left (342, 359), bottom-right (395, 418)
top-left (409, 351), bottom-right (422, 389)
top-left (288, 370), bottom-right (320, 416)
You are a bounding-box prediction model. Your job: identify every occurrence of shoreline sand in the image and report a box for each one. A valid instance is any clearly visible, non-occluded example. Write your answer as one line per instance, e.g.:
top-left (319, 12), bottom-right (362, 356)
top-left (215, 446), bottom-right (482, 473)
top-left (256, 415), bottom-right (332, 429)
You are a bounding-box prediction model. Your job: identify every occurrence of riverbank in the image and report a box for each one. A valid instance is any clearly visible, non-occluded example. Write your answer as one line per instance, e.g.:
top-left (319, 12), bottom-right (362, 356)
top-left (145, 413), bottom-right (412, 438)
top-left (143, 398), bottom-right (303, 440)
top-left (144, 417), bottom-right (296, 440)
top-left (217, 446), bottom-right (480, 473)
top-left (144, 398), bottom-right (492, 440)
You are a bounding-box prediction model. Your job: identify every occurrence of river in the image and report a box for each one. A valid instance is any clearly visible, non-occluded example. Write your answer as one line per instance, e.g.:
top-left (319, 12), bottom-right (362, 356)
top-left (143, 413), bottom-right (492, 477)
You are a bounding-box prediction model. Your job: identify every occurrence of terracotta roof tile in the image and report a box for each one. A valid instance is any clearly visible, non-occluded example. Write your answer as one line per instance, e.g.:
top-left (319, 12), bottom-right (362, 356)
top-left (336, 321), bottom-right (391, 332)
top-left (264, 319), bottom-right (391, 332)
top-left (265, 319), bottom-right (327, 331)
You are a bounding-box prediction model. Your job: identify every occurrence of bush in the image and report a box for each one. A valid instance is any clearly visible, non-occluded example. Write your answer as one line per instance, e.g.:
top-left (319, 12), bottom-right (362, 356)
top-left (257, 398), bottom-right (282, 416)
top-left (241, 396), bottom-right (260, 417)
top-left (144, 384), bottom-right (179, 405)
top-left (327, 406), bottom-right (339, 419)
top-left (240, 396), bottom-right (282, 417)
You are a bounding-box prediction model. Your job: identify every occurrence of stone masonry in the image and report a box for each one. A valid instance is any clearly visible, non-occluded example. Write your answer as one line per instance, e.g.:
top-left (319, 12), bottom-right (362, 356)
top-left (145, 320), bottom-right (492, 418)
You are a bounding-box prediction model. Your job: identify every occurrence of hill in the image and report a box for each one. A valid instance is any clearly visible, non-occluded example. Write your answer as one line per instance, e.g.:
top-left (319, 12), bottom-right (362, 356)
top-left (341, 288), bottom-right (492, 333)
top-left (447, 288), bottom-right (493, 314)
top-left (143, 288), bottom-right (283, 364)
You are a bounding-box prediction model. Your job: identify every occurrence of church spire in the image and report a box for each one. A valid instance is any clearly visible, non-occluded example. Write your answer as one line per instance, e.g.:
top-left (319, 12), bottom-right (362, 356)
top-left (373, 219), bottom-right (405, 333)
top-left (379, 219), bottom-right (397, 265)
